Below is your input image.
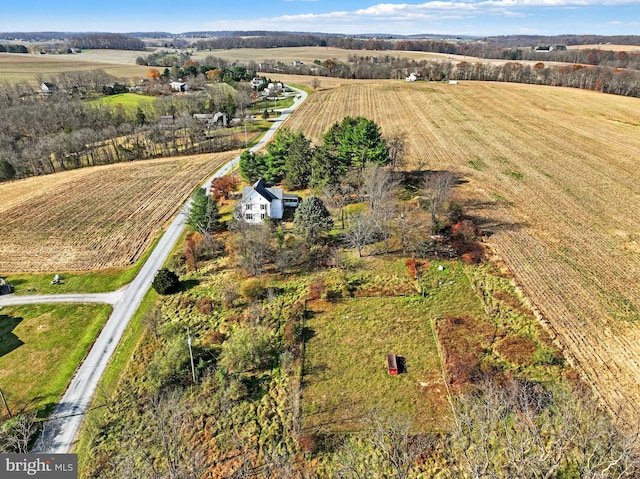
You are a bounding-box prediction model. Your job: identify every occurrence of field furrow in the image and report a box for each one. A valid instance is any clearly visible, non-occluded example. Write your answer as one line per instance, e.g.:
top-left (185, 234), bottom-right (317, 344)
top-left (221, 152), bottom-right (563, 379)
top-left (0, 151), bottom-right (238, 272)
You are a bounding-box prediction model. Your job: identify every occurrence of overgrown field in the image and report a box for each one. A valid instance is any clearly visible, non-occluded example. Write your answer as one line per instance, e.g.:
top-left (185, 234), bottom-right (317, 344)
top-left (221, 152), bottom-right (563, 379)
top-left (0, 151), bottom-right (239, 272)
top-left (0, 303), bottom-right (112, 417)
top-left (284, 79), bottom-right (640, 423)
top-left (302, 296), bottom-right (449, 435)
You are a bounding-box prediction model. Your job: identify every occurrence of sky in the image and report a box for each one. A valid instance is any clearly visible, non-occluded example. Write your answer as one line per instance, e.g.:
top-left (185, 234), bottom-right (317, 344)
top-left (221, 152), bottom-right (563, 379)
top-left (2, 0), bottom-right (640, 37)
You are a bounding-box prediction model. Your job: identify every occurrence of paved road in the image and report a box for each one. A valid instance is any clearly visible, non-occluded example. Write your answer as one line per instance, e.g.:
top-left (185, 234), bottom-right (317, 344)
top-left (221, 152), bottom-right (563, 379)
top-left (22, 85), bottom-right (308, 454)
top-left (0, 289), bottom-right (126, 307)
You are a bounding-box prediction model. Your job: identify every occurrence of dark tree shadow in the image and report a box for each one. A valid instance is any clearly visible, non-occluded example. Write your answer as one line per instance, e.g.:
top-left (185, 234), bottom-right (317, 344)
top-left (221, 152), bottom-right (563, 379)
top-left (302, 326), bottom-right (316, 342)
top-left (0, 314), bottom-right (24, 358)
top-left (396, 356), bottom-right (407, 374)
top-left (178, 279), bottom-right (200, 292)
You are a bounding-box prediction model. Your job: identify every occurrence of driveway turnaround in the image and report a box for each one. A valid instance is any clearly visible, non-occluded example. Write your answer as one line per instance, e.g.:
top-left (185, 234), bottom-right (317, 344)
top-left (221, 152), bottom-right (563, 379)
top-left (24, 85), bottom-right (307, 454)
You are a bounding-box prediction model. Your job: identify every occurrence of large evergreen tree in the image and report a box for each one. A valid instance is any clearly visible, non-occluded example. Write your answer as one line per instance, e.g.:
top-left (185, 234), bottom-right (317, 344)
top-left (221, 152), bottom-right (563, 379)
top-left (293, 196), bottom-right (333, 244)
top-left (264, 128), bottom-right (294, 183)
top-left (239, 150), bottom-right (268, 183)
top-left (324, 116), bottom-right (389, 171)
top-left (283, 131), bottom-right (312, 189)
top-left (187, 188), bottom-right (219, 234)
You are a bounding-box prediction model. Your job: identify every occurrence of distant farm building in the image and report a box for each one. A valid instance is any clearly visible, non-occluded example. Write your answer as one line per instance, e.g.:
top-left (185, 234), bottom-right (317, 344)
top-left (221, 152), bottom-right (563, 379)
top-left (40, 82), bottom-right (57, 94)
top-left (406, 73), bottom-right (418, 82)
top-left (193, 112), bottom-right (228, 127)
top-left (170, 81), bottom-right (189, 92)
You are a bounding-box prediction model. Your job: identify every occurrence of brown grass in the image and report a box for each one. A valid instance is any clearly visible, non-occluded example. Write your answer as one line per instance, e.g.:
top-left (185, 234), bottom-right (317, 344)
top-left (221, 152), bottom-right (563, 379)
top-left (0, 51), bottom-right (150, 85)
top-left (284, 79), bottom-right (640, 424)
top-left (0, 151), bottom-right (239, 272)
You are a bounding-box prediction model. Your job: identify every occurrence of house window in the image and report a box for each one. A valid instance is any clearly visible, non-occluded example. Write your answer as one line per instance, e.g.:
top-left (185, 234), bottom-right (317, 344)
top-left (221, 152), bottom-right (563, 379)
top-left (246, 203), bottom-right (253, 210)
top-left (261, 213), bottom-right (266, 220)
top-left (245, 213), bottom-right (253, 220)
top-left (260, 204), bottom-right (266, 210)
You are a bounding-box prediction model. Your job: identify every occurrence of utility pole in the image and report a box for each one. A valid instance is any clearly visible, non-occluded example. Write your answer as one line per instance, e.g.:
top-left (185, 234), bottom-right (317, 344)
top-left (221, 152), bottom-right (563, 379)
top-left (0, 387), bottom-right (12, 418)
top-left (186, 327), bottom-right (196, 383)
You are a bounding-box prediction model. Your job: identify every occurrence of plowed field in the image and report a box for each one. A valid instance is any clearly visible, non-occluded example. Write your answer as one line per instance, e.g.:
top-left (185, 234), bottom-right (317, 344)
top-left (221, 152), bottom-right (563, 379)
top-left (285, 79), bottom-right (640, 423)
top-left (0, 151), bottom-right (239, 272)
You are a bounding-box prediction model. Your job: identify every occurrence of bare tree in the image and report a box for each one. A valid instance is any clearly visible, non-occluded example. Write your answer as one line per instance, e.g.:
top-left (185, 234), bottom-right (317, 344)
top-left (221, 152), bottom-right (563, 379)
top-left (323, 182), bottom-right (355, 230)
top-left (394, 206), bottom-right (426, 255)
top-left (230, 216), bottom-right (274, 276)
top-left (423, 171), bottom-right (456, 233)
top-left (345, 211), bottom-right (376, 257)
top-left (0, 413), bottom-right (38, 453)
top-left (366, 410), bottom-right (431, 479)
top-left (386, 133), bottom-right (406, 173)
top-left (362, 164), bottom-right (398, 212)
top-left (449, 379), bottom-right (640, 479)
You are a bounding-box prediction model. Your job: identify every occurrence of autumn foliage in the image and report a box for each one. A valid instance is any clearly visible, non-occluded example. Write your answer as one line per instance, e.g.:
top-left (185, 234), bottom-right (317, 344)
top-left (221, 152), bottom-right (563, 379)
top-left (211, 175), bottom-right (239, 202)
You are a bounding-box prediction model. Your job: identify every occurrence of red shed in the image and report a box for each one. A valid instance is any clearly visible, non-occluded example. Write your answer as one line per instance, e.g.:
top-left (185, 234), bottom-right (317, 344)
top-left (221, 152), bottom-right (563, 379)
top-left (386, 353), bottom-right (398, 375)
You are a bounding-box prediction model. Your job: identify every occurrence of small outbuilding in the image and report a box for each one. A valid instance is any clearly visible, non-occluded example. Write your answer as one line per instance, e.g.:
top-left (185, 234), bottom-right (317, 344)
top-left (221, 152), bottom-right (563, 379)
top-left (386, 353), bottom-right (399, 375)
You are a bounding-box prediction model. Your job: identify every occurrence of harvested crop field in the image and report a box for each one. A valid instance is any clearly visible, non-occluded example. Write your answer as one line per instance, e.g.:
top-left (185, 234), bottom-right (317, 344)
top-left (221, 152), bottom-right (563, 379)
top-left (0, 151), bottom-right (239, 272)
top-left (0, 52), bottom-right (150, 85)
top-left (285, 79), bottom-right (640, 424)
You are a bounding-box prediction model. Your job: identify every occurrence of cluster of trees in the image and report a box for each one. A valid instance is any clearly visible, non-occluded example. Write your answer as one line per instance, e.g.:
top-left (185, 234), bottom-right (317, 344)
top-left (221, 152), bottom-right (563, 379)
top-left (141, 54), bottom-right (259, 87)
top-left (239, 116), bottom-right (391, 191)
top-left (195, 33), bottom-right (328, 51)
top-left (0, 44), bottom-right (28, 53)
top-left (136, 50), bottom-right (193, 68)
top-left (68, 33), bottom-right (144, 50)
top-left (484, 34), bottom-right (640, 48)
top-left (0, 78), bottom-right (251, 179)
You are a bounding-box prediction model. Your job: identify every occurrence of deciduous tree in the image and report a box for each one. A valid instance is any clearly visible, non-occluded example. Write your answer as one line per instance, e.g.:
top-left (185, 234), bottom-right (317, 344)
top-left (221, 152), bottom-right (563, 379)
top-left (423, 171), bottom-right (455, 233)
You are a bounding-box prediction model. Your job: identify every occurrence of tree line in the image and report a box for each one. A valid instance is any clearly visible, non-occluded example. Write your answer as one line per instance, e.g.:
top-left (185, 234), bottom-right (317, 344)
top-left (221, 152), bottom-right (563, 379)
top-left (67, 33), bottom-right (144, 50)
top-left (192, 33), bottom-right (640, 69)
top-left (245, 54), bottom-right (640, 98)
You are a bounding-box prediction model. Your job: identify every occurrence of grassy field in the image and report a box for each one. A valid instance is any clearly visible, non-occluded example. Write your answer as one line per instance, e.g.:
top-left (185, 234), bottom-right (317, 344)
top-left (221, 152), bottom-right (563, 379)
top-left (88, 92), bottom-right (156, 113)
top-left (0, 303), bottom-right (112, 417)
top-left (0, 151), bottom-right (240, 273)
top-left (302, 296), bottom-right (448, 434)
top-left (284, 78), bottom-right (640, 424)
top-left (300, 258), bottom-right (483, 433)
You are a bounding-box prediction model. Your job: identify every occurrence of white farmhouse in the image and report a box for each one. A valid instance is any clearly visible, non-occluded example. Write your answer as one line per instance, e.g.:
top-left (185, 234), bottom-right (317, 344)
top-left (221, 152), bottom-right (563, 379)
top-left (237, 179), bottom-right (300, 224)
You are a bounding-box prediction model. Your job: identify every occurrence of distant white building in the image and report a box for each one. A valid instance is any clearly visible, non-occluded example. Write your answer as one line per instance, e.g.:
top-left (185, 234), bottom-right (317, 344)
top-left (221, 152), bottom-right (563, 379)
top-left (251, 77), bottom-right (265, 89)
top-left (40, 82), bottom-right (57, 94)
top-left (405, 73), bottom-right (418, 82)
top-left (237, 179), bottom-right (299, 224)
top-left (265, 82), bottom-right (284, 97)
top-left (170, 81), bottom-right (189, 92)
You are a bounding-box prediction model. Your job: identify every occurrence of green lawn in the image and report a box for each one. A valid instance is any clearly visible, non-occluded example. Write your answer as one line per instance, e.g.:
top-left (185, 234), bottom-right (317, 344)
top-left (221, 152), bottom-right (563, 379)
top-left (87, 92), bottom-right (155, 114)
top-left (301, 259), bottom-right (484, 434)
top-left (302, 296), bottom-right (447, 433)
top-left (0, 303), bottom-right (112, 417)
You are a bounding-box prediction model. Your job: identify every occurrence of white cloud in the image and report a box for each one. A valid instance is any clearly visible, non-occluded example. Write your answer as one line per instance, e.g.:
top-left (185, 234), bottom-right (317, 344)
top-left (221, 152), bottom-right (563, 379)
top-left (203, 0), bottom-right (640, 35)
